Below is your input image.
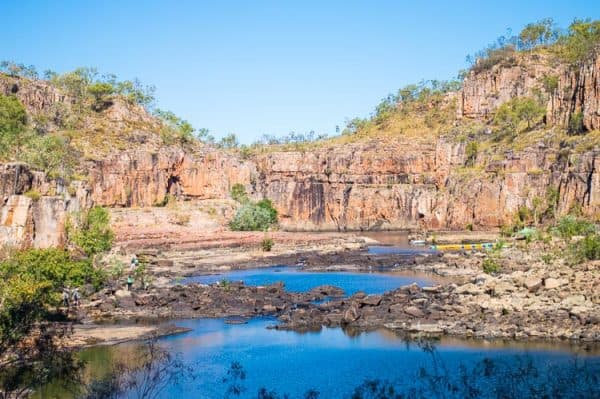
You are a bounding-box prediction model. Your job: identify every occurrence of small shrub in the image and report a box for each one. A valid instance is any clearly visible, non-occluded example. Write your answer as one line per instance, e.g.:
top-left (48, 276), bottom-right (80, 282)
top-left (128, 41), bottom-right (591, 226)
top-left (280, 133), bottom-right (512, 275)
top-left (465, 223), bottom-right (473, 231)
top-left (172, 213), bottom-right (190, 226)
top-left (464, 142), bottom-right (478, 167)
top-left (570, 234), bottom-right (600, 263)
top-left (541, 254), bottom-right (553, 264)
top-left (24, 189), bottom-right (41, 201)
top-left (261, 237), bottom-right (274, 252)
top-left (482, 257), bottom-right (501, 274)
top-left (230, 183), bottom-right (248, 203)
top-left (568, 111), bottom-right (585, 135)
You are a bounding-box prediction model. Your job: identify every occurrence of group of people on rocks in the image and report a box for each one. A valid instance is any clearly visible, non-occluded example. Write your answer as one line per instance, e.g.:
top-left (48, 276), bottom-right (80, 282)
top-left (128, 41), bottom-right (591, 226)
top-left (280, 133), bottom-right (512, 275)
top-left (61, 286), bottom-right (80, 309)
top-left (62, 254), bottom-right (143, 311)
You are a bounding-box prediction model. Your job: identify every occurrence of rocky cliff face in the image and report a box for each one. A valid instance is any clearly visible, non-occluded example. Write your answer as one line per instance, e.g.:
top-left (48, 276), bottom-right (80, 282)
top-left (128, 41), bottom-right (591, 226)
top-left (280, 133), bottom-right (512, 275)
top-left (0, 163), bottom-right (89, 248)
top-left (1, 52), bottom-right (599, 248)
top-left (87, 148), bottom-right (255, 207)
top-left (252, 139), bottom-right (598, 231)
top-left (459, 52), bottom-right (600, 131)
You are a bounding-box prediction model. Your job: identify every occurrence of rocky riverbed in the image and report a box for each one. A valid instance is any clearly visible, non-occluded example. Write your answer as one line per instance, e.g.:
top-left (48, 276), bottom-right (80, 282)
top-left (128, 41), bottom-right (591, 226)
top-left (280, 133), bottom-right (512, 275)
top-left (77, 238), bottom-right (600, 343)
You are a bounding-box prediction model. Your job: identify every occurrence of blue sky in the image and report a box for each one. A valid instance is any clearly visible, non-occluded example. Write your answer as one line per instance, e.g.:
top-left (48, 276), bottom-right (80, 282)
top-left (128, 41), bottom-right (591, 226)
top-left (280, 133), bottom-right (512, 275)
top-left (3, 1), bottom-right (599, 143)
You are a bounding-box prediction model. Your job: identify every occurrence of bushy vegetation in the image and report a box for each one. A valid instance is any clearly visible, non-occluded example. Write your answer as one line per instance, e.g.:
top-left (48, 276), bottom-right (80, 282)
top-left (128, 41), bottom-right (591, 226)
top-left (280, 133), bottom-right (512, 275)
top-left (0, 93), bottom-right (78, 179)
top-left (229, 199), bottom-right (278, 231)
top-left (230, 183), bottom-right (249, 203)
top-left (467, 18), bottom-right (600, 72)
top-left (261, 237), bottom-right (274, 251)
top-left (70, 206), bottom-right (114, 256)
top-left (482, 257), bottom-right (501, 274)
top-left (553, 215), bottom-right (596, 239)
top-left (494, 97), bottom-right (545, 133)
top-left (0, 93), bottom-right (28, 159)
top-left (570, 234), bottom-right (600, 262)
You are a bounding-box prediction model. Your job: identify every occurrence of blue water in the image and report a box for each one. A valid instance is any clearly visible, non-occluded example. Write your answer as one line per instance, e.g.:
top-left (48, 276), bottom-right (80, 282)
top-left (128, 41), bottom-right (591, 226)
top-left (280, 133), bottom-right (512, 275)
top-left (182, 266), bottom-right (436, 295)
top-left (147, 318), bottom-right (599, 398)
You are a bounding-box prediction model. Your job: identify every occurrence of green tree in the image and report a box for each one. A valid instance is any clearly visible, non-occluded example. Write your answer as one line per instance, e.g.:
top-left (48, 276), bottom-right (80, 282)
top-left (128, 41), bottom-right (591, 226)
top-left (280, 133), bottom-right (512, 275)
top-left (519, 18), bottom-right (558, 50)
top-left (554, 19), bottom-right (600, 66)
top-left (219, 133), bottom-right (239, 149)
top-left (71, 207), bottom-right (114, 256)
top-left (0, 94), bottom-right (29, 159)
top-left (23, 135), bottom-right (77, 179)
top-left (88, 81), bottom-right (115, 103)
top-left (494, 97), bottom-right (545, 132)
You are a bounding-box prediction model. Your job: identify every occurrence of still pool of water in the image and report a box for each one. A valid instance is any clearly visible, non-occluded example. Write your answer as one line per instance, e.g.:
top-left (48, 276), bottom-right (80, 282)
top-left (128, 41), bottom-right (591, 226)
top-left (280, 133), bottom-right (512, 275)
top-left (37, 318), bottom-right (600, 398)
top-left (181, 266), bottom-right (438, 295)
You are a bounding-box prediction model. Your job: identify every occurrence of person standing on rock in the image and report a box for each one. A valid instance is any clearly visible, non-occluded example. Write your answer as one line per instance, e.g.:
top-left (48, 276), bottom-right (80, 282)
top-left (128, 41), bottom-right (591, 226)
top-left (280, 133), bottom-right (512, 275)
top-left (72, 288), bottom-right (80, 308)
top-left (62, 287), bottom-right (70, 308)
top-left (130, 255), bottom-right (138, 274)
top-left (127, 275), bottom-right (134, 291)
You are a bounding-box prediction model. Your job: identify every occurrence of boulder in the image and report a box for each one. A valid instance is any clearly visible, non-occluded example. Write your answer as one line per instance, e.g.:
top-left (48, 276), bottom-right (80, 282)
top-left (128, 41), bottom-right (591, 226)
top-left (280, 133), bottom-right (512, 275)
top-left (342, 304), bottom-right (360, 324)
top-left (524, 277), bottom-right (542, 292)
top-left (359, 295), bottom-right (382, 307)
top-left (404, 306), bottom-right (425, 318)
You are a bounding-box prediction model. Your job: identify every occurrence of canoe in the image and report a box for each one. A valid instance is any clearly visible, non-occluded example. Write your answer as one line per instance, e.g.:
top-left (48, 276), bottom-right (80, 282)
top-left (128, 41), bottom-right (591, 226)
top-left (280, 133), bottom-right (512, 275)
top-left (429, 243), bottom-right (494, 251)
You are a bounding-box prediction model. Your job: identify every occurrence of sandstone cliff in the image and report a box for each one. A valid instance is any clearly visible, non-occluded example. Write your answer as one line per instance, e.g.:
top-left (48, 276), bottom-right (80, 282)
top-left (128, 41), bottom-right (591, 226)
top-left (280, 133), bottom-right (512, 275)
top-left (459, 52), bottom-right (600, 131)
top-left (1, 50), bottom-right (599, 248)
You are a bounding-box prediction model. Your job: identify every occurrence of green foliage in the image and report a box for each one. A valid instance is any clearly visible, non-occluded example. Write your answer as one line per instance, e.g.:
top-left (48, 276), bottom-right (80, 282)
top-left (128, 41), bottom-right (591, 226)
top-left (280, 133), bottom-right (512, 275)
top-left (154, 108), bottom-right (196, 144)
top-left (71, 207), bottom-right (114, 256)
top-left (0, 61), bottom-right (39, 79)
top-left (261, 237), bottom-right (274, 252)
top-left (464, 141), bottom-right (478, 167)
top-left (553, 215), bottom-right (596, 239)
top-left (256, 199), bottom-right (278, 223)
top-left (519, 18), bottom-right (559, 50)
top-left (540, 74), bottom-right (559, 94)
top-left (0, 94), bottom-right (29, 159)
top-left (341, 117), bottom-right (369, 136)
top-left (0, 248), bottom-right (104, 292)
top-left (482, 257), bottom-right (501, 274)
top-left (24, 189), bottom-right (41, 201)
top-left (569, 234), bottom-right (600, 263)
top-left (23, 135), bottom-right (77, 179)
top-left (229, 200), bottom-right (278, 231)
top-left (541, 254), bottom-right (554, 264)
top-left (494, 97), bottom-right (545, 132)
top-left (466, 30), bottom-right (519, 73)
top-left (87, 81), bottom-right (115, 104)
top-left (230, 183), bottom-right (249, 203)
top-left (219, 133), bottom-right (239, 149)
top-left (465, 223), bottom-right (473, 231)
top-left (568, 111), bottom-right (585, 135)
top-left (554, 19), bottom-right (600, 66)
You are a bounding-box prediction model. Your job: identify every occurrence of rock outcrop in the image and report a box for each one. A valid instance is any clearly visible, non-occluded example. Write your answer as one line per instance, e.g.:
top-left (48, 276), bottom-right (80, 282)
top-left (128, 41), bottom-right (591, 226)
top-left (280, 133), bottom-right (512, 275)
top-left (459, 52), bottom-right (600, 131)
top-left (0, 163), bottom-right (89, 248)
top-left (252, 139), bottom-right (598, 230)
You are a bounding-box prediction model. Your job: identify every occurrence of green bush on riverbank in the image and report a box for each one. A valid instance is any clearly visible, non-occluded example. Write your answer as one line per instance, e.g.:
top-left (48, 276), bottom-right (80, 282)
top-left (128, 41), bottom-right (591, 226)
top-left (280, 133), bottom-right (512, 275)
top-left (229, 199), bottom-right (278, 231)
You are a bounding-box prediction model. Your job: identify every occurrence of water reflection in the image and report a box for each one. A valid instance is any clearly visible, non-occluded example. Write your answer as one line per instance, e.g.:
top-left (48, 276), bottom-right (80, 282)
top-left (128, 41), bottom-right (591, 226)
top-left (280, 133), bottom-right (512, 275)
top-left (35, 318), bottom-right (600, 398)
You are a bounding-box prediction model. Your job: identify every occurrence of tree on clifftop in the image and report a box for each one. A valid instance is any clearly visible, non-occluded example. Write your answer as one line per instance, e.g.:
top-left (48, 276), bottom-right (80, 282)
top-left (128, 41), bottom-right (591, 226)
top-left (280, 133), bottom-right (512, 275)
top-left (0, 94), bottom-right (29, 160)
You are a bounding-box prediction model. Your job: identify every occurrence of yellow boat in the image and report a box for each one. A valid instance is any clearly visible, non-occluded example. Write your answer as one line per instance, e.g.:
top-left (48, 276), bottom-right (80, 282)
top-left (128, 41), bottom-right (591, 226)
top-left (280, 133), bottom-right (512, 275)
top-left (429, 243), bottom-right (494, 251)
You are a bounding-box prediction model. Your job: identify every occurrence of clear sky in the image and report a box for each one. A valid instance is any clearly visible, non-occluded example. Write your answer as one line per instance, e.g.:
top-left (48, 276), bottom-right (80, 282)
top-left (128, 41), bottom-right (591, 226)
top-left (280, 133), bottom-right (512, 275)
top-left (2, 1), bottom-right (599, 143)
